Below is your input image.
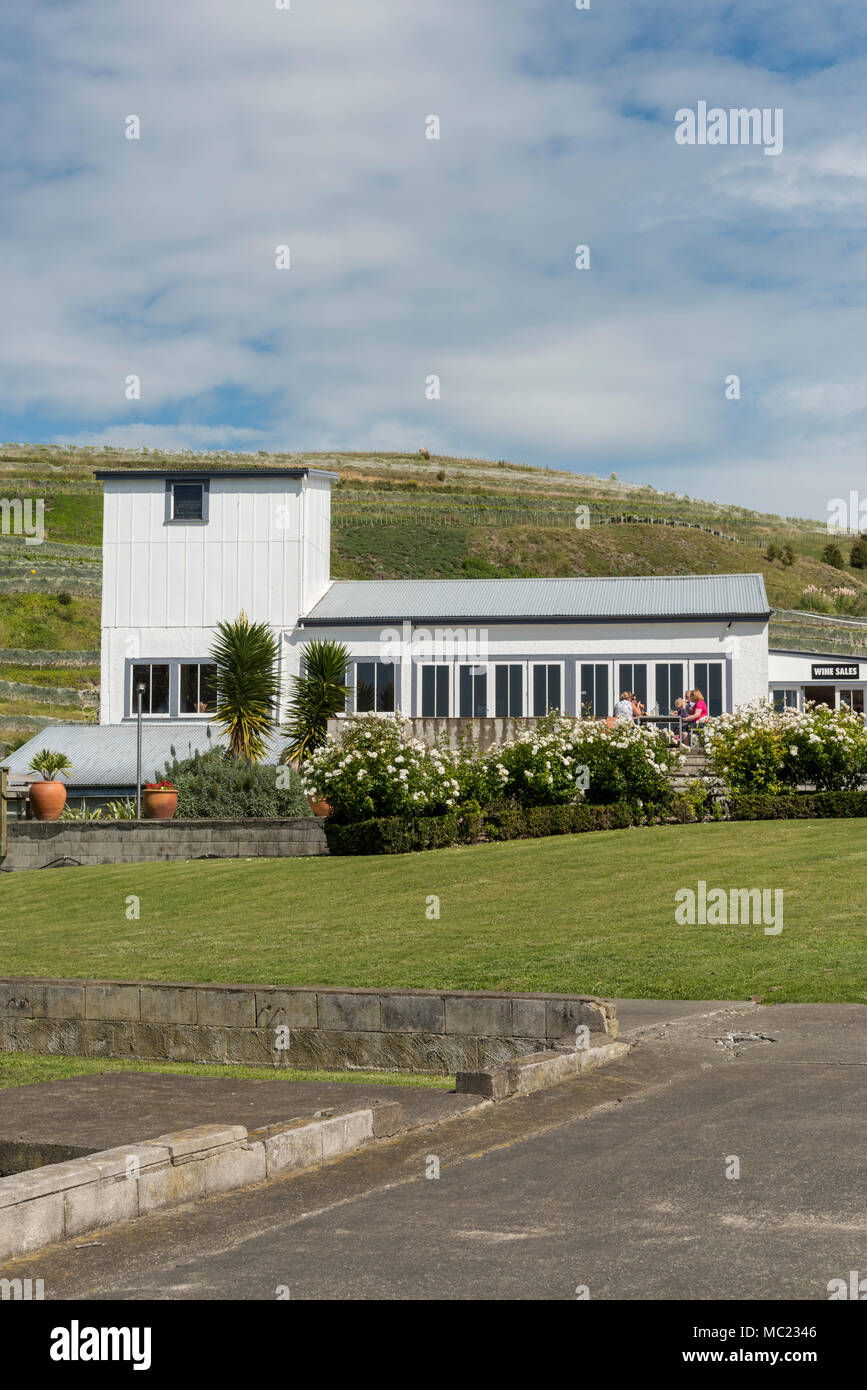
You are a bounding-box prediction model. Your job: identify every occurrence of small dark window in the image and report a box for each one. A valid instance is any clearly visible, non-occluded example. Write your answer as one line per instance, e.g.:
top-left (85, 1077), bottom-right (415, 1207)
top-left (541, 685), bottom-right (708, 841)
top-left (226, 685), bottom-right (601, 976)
top-left (533, 664), bottom-right (562, 715)
top-left (421, 665), bottom-right (450, 717)
top-left (494, 664), bottom-right (523, 717)
top-left (172, 482), bottom-right (204, 520)
top-left (180, 662), bottom-right (218, 714)
top-left (131, 663), bottom-right (170, 716)
top-left (355, 662), bottom-right (397, 713)
top-left (459, 665), bottom-right (487, 717)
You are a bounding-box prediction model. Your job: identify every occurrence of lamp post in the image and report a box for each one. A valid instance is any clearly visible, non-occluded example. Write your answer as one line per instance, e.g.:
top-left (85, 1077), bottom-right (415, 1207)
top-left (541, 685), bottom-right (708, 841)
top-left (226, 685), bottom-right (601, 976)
top-left (135, 681), bottom-right (147, 819)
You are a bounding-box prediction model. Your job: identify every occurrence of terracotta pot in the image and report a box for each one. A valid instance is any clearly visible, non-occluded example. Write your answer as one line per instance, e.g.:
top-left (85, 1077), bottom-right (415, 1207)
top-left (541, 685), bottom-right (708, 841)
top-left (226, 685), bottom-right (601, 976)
top-left (29, 780), bottom-right (67, 821)
top-left (307, 794), bottom-right (331, 818)
top-left (142, 788), bottom-right (178, 820)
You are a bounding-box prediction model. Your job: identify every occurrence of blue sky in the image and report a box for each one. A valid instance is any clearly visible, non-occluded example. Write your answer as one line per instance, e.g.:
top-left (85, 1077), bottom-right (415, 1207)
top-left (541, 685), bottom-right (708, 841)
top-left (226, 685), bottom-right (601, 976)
top-left (2, 0), bottom-right (867, 516)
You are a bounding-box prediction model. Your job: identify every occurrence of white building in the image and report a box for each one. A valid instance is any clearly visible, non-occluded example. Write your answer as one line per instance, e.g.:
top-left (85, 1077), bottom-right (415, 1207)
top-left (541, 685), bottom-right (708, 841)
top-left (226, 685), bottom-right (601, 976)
top-left (11, 462), bottom-right (866, 796)
top-left (94, 466), bottom-right (770, 729)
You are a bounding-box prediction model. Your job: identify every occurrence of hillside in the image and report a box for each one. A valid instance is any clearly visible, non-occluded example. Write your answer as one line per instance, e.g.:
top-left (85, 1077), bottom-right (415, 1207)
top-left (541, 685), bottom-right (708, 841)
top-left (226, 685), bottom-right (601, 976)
top-left (2, 442), bottom-right (866, 747)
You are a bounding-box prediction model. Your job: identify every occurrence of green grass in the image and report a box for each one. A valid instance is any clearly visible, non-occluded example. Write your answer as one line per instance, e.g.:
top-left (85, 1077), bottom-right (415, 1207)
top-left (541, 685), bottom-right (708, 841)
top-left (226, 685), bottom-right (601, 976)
top-left (0, 665), bottom-right (99, 689)
top-left (1, 823), bottom-right (865, 1003)
top-left (0, 1052), bottom-right (453, 1091)
top-left (0, 593), bottom-right (100, 650)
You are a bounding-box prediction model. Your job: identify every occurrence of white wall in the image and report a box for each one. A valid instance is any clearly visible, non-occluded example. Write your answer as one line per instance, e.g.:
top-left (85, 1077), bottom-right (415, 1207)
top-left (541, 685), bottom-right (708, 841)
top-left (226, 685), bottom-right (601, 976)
top-left (101, 472), bottom-right (332, 724)
top-left (768, 650), bottom-right (865, 683)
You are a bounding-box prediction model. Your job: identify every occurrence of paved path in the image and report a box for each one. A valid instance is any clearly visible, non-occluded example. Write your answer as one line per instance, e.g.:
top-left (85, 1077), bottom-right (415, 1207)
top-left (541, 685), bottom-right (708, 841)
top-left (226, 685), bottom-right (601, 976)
top-left (2, 1000), bottom-right (865, 1300)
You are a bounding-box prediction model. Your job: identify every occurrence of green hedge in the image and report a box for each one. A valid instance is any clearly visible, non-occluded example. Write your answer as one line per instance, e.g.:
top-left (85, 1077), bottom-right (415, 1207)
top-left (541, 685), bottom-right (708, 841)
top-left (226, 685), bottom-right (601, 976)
top-left (728, 790), bottom-right (867, 820)
top-left (325, 800), bottom-right (641, 855)
top-left (324, 788), bottom-right (867, 854)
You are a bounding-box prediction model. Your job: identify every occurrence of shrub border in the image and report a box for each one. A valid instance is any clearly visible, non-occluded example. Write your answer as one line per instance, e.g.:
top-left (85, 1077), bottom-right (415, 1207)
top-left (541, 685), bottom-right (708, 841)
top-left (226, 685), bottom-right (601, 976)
top-left (325, 790), bottom-right (867, 854)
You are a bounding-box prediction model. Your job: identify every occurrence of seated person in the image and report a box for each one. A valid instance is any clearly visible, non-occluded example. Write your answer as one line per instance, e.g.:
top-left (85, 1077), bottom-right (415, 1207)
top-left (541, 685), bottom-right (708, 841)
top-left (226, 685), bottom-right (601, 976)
top-left (683, 688), bottom-right (709, 742)
top-left (671, 696), bottom-right (687, 742)
top-left (630, 691), bottom-right (645, 718)
top-left (613, 690), bottom-right (634, 720)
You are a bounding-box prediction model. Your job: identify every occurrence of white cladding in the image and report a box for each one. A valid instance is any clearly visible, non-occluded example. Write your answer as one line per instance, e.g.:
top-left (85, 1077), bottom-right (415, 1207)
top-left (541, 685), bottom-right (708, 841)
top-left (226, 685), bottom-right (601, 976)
top-left (100, 471), bottom-right (332, 724)
top-left (768, 650), bottom-right (864, 683)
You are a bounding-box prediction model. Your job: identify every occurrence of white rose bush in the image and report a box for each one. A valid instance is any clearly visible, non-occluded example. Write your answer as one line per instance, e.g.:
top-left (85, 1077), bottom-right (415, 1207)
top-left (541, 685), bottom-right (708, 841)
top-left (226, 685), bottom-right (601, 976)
top-left (302, 712), bottom-right (682, 824)
top-left (704, 699), bottom-right (867, 794)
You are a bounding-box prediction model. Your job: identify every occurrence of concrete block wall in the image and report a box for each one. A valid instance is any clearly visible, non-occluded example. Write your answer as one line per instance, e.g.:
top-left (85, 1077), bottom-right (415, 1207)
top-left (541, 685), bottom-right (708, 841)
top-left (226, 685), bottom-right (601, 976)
top-left (0, 977), bottom-right (618, 1075)
top-left (0, 818), bottom-right (328, 871)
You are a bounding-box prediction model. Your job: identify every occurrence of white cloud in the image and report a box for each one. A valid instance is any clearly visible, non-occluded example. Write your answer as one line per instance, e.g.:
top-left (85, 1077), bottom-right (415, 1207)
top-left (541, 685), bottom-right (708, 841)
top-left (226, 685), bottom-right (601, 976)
top-left (2, 1), bottom-right (867, 515)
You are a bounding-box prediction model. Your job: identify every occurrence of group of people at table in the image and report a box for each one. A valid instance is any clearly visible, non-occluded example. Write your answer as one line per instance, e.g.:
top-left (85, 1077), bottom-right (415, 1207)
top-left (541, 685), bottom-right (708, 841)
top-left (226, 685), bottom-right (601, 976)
top-left (612, 688), bottom-right (709, 745)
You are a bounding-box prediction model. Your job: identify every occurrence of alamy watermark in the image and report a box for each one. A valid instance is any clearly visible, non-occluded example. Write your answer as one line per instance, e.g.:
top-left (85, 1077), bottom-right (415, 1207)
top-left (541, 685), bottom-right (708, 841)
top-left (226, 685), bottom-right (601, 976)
top-left (675, 880), bottom-right (783, 935)
top-left (380, 620), bottom-right (489, 664)
top-left (0, 497), bottom-right (44, 545)
top-left (675, 102), bottom-right (783, 157)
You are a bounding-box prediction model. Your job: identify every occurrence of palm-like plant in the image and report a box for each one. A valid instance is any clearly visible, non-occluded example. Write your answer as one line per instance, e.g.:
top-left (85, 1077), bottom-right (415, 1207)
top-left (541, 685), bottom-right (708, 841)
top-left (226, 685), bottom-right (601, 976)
top-left (282, 640), bottom-right (352, 765)
top-left (28, 749), bottom-right (73, 781)
top-left (210, 611), bottom-right (279, 763)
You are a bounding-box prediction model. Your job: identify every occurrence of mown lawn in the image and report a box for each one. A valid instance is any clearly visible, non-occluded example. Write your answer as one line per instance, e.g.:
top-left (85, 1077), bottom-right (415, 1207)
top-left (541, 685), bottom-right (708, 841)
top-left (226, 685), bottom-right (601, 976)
top-left (1, 822), bottom-right (865, 1003)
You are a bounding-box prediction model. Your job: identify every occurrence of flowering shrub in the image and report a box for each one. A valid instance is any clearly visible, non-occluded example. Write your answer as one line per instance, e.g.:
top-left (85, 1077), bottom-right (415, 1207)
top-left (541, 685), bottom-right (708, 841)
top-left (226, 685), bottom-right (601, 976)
top-left (495, 713), bottom-right (682, 807)
top-left (305, 712), bottom-right (682, 823)
top-left (301, 716), bottom-right (462, 824)
top-left (704, 700), bottom-right (867, 793)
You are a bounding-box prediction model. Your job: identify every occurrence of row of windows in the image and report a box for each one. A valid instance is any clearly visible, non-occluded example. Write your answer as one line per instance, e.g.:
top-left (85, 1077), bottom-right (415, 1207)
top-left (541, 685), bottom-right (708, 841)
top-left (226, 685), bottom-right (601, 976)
top-left (130, 662), bottom-right (217, 717)
top-left (772, 687), bottom-right (866, 714)
top-left (127, 657), bottom-right (727, 720)
top-left (354, 659), bottom-right (726, 719)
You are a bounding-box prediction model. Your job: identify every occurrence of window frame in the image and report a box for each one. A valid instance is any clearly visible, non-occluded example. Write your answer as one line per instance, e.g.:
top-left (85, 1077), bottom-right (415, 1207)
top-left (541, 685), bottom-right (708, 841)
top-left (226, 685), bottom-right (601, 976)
top-left (494, 662), bottom-right (524, 718)
top-left (178, 661), bottom-right (219, 718)
top-left (352, 659), bottom-right (399, 714)
top-left (458, 663), bottom-right (488, 718)
top-left (165, 477), bottom-right (210, 525)
top-left (579, 662), bottom-right (609, 719)
top-left (419, 663), bottom-right (451, 717)
top-left (129, 662), bottom-right (171, 718)
top-left (532, 661), bottom-right (564, 716)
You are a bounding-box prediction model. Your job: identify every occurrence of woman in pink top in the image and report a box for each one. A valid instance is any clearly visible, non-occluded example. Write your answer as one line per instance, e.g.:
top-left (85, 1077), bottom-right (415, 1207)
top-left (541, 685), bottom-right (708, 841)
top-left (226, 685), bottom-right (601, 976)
top-left (683, 688), bottom-right (709, 738)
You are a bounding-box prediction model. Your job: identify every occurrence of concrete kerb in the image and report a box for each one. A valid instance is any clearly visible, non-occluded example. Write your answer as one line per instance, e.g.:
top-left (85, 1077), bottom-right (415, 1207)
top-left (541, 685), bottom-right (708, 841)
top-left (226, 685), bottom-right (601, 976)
top-left (456, 1034), bottom-right (632, 1100)
top-left (0, 1105), bottom-right (389, 1261)
top-left (0, 1030), bottom-right (632, 1260)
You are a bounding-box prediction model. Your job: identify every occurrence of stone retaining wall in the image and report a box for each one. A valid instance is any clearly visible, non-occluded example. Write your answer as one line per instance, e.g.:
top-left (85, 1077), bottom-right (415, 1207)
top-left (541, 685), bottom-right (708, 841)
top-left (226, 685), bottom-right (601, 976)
top-left (0, 678), bottom-right (97, 707)
top-left (0, 649), bottom-right (99, 667)
top-left (0, 977), bottom-right (618, 1074)
top-left (0, 818), bottom-right (328, 871)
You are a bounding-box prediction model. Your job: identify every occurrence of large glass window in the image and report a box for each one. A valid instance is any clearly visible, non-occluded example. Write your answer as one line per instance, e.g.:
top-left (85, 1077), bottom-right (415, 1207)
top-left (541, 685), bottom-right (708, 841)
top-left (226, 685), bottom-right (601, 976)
top-left (533, 663), bottom-right (562, 715)
top-left (838, 688), bottom-right (865, 715)
top-left (421, 665), bottom-right (450, 717)
top-left (618, 663), bottom-right (647, 710)
top-left (131, 663), bottom-right (170, 716)
top-left (355, 661), bottom-right (396, 713)
top-left (579, 663), bottom-right (609, 718)
top-left (655, 662), bottom-right (685, 715)
top-left (494, 664), bottom-right (523, 717)
top-left (693, 662), bottom-right (724, 717)
top-left (180, 662), bottom-right (218, 715)
top-left (459, 664), bottom-right (488, 717)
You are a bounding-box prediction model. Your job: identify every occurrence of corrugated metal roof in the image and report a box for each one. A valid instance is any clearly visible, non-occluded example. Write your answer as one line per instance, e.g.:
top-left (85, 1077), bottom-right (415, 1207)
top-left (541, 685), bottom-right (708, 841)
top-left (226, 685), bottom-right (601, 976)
top-left (94, 468), bottom-right (337, 481)
top-left (302, 574), bottom-right (770, 624)
top-left (1, 724), bottom-right (287, 788)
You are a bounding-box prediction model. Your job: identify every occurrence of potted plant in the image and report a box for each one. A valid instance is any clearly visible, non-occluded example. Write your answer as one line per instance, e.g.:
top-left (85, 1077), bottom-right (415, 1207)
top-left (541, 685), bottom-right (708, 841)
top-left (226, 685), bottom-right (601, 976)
top-left (281, 639), bottom-right (352, 817)
top-left (142, 779), bottom-right (178, 820)
top-left (27, 749), bottom-right (73, 821)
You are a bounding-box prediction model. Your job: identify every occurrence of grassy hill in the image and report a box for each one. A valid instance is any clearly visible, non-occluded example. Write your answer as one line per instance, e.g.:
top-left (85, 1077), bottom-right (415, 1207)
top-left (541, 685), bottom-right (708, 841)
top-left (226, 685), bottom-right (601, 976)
top-left (1, 441), bottom-right (866, 743)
